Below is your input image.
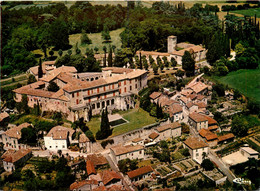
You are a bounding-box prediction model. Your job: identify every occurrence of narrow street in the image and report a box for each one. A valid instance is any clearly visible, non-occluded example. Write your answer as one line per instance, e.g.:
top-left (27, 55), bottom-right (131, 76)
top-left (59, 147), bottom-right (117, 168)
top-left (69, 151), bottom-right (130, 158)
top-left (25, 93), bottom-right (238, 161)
top-left (105, 154), bottom-right (134, 191)
top-left (208, 150), bottom-right (236, 182)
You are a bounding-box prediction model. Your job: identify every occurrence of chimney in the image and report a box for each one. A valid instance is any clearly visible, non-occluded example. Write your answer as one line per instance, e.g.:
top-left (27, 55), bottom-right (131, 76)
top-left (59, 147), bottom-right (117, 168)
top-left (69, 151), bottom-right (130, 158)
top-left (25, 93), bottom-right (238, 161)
top-left (167, 36), bottom-right (177, 53)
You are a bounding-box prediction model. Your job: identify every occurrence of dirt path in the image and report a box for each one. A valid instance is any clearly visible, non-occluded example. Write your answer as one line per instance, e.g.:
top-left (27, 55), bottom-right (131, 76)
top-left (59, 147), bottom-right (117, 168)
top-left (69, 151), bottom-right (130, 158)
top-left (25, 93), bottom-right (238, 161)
top-left (0, 73), bottom-right (27, 82)
top-left (2, 79), bottom-right (28, 88)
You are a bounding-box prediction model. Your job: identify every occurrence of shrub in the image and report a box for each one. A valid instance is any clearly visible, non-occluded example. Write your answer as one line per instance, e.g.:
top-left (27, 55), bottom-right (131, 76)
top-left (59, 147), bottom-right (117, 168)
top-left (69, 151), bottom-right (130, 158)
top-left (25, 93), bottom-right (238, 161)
top-left (101, 139), bottom-right (114, 149)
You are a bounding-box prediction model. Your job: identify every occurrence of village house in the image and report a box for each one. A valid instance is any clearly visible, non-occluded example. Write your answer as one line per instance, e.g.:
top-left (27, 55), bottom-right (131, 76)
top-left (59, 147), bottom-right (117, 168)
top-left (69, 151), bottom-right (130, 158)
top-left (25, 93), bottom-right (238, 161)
top-left (79, 133), bottom-right (91, 153)
top-left (14, 67), bottom-right (148, 122)
top-left (199, 128), bottom-right (218, 147)
top-left (100, 170), bottom-right (122, 188)
top-left (1, 123), bottom-right (31, 150)
top-left (86, 154), bottom-right (108, 168)
top-left (149, 92), bottom-right (162, 103)
top-left (167, 104), bottom-right (183, 122)
top-left (183, 136), bottom-right (209, 164)
top-left (186, 81), bottom-right (209, 95)
top-left (186, 102), bottom-right (199, 112)
top-left (44, 126), bottom-right (75, 151)
top-left (132, 138), bottom-right (144, 146)
top-left (155, 122), bottom-right (182, 140)
top-left (218, 133), bottom-right (235, 144)
top-left (240, 146), bottom-right (259, 159)
top-left (188, 112), bottom-right (208, 131)
top-left (1, 149), bottom-right (32, 172)
top-left (148, 132), bottom-right (160, 142)
top-left (87, 160), bottom-right (97, 176)
top-left (110, 145), bottom-right (144, 164)
top-left (70, 180), bottom-right (99, 191)
top-left (127, 166), bottom-right (154, 182)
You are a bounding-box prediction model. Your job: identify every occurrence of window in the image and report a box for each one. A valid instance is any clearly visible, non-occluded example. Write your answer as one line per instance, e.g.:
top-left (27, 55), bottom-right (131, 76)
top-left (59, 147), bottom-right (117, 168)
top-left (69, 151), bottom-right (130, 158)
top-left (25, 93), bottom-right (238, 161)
top-left (124, 81), bottom-right (126, 85)
top-left (72, 93), bottom-right (74, 98)
top-left (135, 84), bottom-right (137, 89)
top-left (112, 84), bottom-right (114, 89)
top-left (97, 103), bottom-right (100, 108)
top-left (104, 94), bottom-right (107, 99)
top-left (89, 98), bottom-right (91, 103)
top-left (102, 101), bottom-right (105, 108)
top-left (107, 100), bottom-right (110, 106)
top-left (119, 82), bottom-right (121, 87)
top-left (92, 104), bottom-right (95, 109)
top-left (76, 99), bottom-right (79, 104)
top-left (62, 145), bottom-right (65, 148)
top-left (103, 86), bottom-right (106, 91)
top-left (139, 150), bottom-right (142, 154)
top-left (119, 89), bottom-right (121, 94)
top-left (97, 88), bottom-right (99, 93)
top-left (113, 92), bottom-right (115, 97)
top-left (124, 87), bottom-right (126, 93)
top-left (130, 86), bottom-right (132, 91)
top-left (130, 80), bottom-right (132, 84)
top-left (88, 90), bottom-right (90, 95)
top-left (111, 99), bottom-right (114, 105)
top-left (50, 146), bottom-right (52, 148)
top-left (77, 92), bottom-right (79, 97)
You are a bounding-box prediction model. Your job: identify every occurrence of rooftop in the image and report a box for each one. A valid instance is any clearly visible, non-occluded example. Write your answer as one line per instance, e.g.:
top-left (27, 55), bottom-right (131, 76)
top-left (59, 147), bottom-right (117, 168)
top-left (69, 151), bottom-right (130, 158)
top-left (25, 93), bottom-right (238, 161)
top-left (149, 132), bottom-right (159, 140)
top-left (111, 145), bottom-right (144, 156)
top-left (45, 126), bottom-right (75, 140)
top-left (199, 129), bottom-right (218, 141)
top-left (184, 136), bottom-right (208, 150)
top-left (4, 123), bottom-right (31, 139)
top-left (127, 166), bottom-right (153, 179)
top-left (70, 180), bottom-right (98, 190)
top-left (101, 170), bottom-right (121, 185)
top-left (187, 81), bottom-right (208, 94)
top-left (87, 160), bottom-right (96, 176)
top-left (0, 112), bottom-right (9, 122)
top-left (189, 112), bottom-right (208, 123)
top-left (168, 104), bottom-right (183, 115)
top-left (86, 154), bottom-right (108, 166)
top-left (240, 147), bottom-right (259, 155)
top-left (156, 122), bottom-right (181, 133)
top-left (218, 133), bottom-right (235, 142)
top-left (1, 149), bottom-right (31, 163)
top-left (149, 92), bottom-right (162, 100)
top-left (132, 137), bottom-right (143, 143)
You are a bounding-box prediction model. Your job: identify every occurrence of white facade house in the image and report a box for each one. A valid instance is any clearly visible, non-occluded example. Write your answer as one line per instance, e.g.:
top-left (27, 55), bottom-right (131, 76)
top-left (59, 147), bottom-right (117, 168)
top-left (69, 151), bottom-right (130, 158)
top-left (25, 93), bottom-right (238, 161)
top-left (240, 146), bottom-right (259, 159)
top-left (110, 145), bottom-right (144, 164)
top-left (183, 137), bottom-right (209, 164)
top-left (44, 126), bottom-right (75, 151)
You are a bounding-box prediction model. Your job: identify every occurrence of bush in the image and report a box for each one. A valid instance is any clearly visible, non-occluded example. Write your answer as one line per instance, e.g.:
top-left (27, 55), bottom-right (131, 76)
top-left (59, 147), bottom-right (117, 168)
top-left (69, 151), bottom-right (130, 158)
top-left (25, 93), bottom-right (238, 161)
top-left (201, 159), bottom-right (214, 171)
top-left (101, 139), bottom-right (114, 149)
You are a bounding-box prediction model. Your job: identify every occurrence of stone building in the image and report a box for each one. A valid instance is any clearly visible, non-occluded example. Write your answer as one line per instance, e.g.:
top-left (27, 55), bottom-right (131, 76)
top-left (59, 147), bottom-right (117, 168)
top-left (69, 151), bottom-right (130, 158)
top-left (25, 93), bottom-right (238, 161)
top-left (110, 145), bottom-right (144, 164)
top-left (183, 136), bottom-right (209, 164)
top-left (127, 166), bottom-right (154, 182)
top-left (188, 112), bottom-right (209, 131)
top-left (1, 149), bottom-right (32, 172)
top-left (14, 67), bottom-right (148, 122)
top-left (155, 122), bottom-right (182, 140)
top-left (1, 123), bottom-right (31, 150)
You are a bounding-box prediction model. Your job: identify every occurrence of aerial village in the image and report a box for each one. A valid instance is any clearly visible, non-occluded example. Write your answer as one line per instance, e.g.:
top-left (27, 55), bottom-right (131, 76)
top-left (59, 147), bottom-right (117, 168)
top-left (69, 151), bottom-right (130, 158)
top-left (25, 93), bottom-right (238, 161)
top-left (1, 1), bottom-right (260, 191)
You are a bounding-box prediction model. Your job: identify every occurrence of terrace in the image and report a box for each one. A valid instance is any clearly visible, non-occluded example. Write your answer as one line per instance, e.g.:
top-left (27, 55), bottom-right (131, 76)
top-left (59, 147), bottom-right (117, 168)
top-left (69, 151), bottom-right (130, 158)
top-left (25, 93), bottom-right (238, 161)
top-left (174, 159), bottom-right (199, 174)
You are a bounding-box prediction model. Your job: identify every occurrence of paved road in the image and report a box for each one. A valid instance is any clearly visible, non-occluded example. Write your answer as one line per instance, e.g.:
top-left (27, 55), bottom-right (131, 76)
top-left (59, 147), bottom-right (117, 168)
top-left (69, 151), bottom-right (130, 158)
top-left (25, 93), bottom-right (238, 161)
top-left (208, 150), bottom-right (236, 182)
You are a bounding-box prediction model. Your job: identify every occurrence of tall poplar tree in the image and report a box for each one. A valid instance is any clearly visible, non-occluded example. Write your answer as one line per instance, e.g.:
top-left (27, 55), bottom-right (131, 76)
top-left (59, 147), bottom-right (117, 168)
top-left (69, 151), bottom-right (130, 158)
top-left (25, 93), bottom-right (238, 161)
top-left (38, 58), bottom-right (43, 78)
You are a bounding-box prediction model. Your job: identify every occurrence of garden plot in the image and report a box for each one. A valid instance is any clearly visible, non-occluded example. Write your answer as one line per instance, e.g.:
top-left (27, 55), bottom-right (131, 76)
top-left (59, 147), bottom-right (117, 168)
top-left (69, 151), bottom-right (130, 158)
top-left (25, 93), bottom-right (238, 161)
top-left (175, 159), bottom-right (199, 173)
top-left (156, 165), bottom-right (178, 177)
top-left (108, 114), bottom-right (128, 127)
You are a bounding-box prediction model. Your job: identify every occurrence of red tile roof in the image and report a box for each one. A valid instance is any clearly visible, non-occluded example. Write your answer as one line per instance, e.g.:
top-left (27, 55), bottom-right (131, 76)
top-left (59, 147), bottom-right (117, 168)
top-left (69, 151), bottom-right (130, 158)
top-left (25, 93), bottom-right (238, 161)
top-left (195, 102), bottom-right (207, 109)
top-left (132, 138), bottom-right (143, 143)
top-left (156, 122), bottom-right (181, 133)
top-left (87, 160), bottom-right (96, 175)
top-left (168, 104), bottom-right (183, 115)
top-left (70, 180), bottom-right (98, 190)
top-left (108, 185), bottom-right (126, 191)
top-left (218, 133), bottom-right (235, 142)
top-left (101, 170), bottom-right (121, 185)
top-left (5, 123), bottom-right (31, 139)
top-left (45, 126), bottom-right (75, 140)
top-left (93, 186), bottom-right (107, 191)
top-left (202, 115), bottom-right (217, 125)
top-left (199, 129), bottom-right (218, 141)
top-left (189, 112), bottom-right (208, 123)
top-left (149, 92), bottom-right (162, 100)
top-left (208, 125), bottom-right (219, 131)
top-left (184, 137), bottom-right (208, 150)
top-left (127, 166), bottom-right (153, 179)
top-left (149, 132), bottom-right (159, 140)
top-left (86, 154), bottom-right (108, 166)
top-left (0, 112), bottom-right (9, 122)
top-left (1, 149), bottom-right (31, 163)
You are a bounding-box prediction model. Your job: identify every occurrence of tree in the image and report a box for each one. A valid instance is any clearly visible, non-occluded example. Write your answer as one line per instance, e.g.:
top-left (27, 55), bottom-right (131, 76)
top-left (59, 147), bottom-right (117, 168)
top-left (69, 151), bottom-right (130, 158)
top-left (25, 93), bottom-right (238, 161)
top-left (103, 46), bottom-right (107, 67)
top-left (139, 52), bottom-right (143, 69)
top-left (85, 130), bottom-right (95, 142)
top-left (67, 49), bottom-right (72, 56)
top-left (202, 152), bottom-right (207, 160)
top-left (16, 95), bottom-right (29, 114)
top-left (152, 63), bottom-right (158, 75)
top-left (107, 47), bottom-right (113, 67)
top-left (49, 50), bottom-right (54, 57)
top-left (20, 126), bottom-right (37, 144)
top-left (38, 58), bottom-right (43, 79)
top-left (101, 25), bottom-right (111, 42)
top-left (201, 159), bottom-right (214, 171)
top-left (94, 47), bottom-right (99, 54)
top-left (212, 83), bottom-right (225, 97)
top-left (49, 19), bottom-right (69, 49)
top-left (96, 108), bottom-right (111, 140)
top-left (175, 69), bottom-right (184, 78)
top-left (231, 115), bottom-right (248, 137)
top-left (58, 49), bottom-right (63, 57)
top-left (28, 74), bottom-right (37, 84)
top-left (171, 57), bottom-right (177, 67)
top-left (182, 51), bottom-right (195, 77)
top-left (47, 82), bottom-right (60, 92)
top-left (81, 30), bottom-right (92, 45)
top-left (160, 140), bottom-right (168, 149)
top-left (72, 117), bottom-right (89, 132)
top-left (143, 58), bottom-right (149, 70)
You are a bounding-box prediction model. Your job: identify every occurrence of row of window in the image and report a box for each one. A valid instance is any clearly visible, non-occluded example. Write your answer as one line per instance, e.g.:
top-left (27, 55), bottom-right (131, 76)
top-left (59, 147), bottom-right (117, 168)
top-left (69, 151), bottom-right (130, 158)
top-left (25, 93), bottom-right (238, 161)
top-left (49, 145), bottom-right (65, 149)
top-left (92, 99), bottom-right (115, 109)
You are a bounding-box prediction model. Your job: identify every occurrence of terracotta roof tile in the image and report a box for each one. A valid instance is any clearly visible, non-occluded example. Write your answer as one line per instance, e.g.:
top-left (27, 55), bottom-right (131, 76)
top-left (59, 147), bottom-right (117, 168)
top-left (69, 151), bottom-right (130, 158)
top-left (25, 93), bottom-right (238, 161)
top-left (168, 104), bottom-right (183, 116)
top-left (41, 66), bottom-right (77, 82)
top-left (149, 92), bottom-right (162, 100)
top-left (86, 154), bottom-right (108, 166)
top-left (199, 129), bottom-right (218, 141)
top-left (197, 94), bottom-right (205, 100)
top-left (1, 149), bottom-right (31, 163)
top-left (187, 81), bottom-right (208, 94)
top-left (189, 112), bottom-right (208, 122)
top-left (102, 67), bottom-right (133, 74)
top-left (184, 136), bottom-right (208, 149)
top-left (101, 170), bottom-right (121, 185)
top-left (132, 138), bottom-right (143, 143)
top-left (5, 123), bottom-right (31, 139)
top-left (111, 145), bottom-right (144, 156)
top-left (195, 102), bottom-right (207, 109)
top-left (93, 185), bottom-right (107, 191)
top-left (208, 125), bottom-right (219, 131)
top-left (149, 132), bottom-right (159, 140)
top-left (87, 160), bottom-right (96, 175)
top-left (218, 133), bottom-right (235, 142)
top-left (127, 166), bottom-right (153, 179)
top-left (0, 112), bottom-right (9, 122)
top-left (108, 185), bottom-right (126, 191)
top-left (156, 122), bottom-right (181, 133)
top-left (171, 45), bottom-right (205, 56)
top-left (70, 180), bottom-right (98, 190)
top-left (202, 115), bottom-right (217, 125)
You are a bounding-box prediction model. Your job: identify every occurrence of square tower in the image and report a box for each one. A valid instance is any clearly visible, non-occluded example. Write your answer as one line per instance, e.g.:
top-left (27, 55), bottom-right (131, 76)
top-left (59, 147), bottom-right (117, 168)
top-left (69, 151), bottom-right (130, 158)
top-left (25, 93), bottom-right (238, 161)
top-left (167, 36), bottom-right (177, 53)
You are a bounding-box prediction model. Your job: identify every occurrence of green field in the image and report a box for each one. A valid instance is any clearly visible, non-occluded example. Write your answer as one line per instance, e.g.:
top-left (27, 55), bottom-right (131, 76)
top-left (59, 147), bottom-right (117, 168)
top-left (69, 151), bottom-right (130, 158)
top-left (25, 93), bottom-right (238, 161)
top-left (69, 28), bottom-right (124, 54)
top-left (231, 8), bottom-right (260, 18)
top-left (216, 68), bottom-right (260, 104)
top-left (86, 108), bottom-right (157, 137)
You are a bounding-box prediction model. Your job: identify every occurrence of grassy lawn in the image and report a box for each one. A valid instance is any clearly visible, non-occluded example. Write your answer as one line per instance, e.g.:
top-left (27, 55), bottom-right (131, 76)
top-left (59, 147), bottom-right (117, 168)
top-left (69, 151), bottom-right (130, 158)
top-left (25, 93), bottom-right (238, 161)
top-left (231, 8), bottom-right (260, 18)
top-left (69, 28), bottom-right (124, 55)
top-left (86, 108), bottom-right (157, 137)
top-left (213, 68), bottom-right (260, 104)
